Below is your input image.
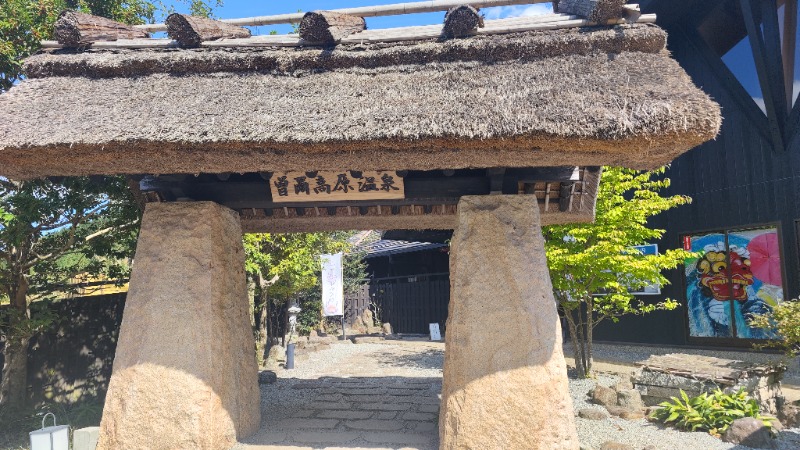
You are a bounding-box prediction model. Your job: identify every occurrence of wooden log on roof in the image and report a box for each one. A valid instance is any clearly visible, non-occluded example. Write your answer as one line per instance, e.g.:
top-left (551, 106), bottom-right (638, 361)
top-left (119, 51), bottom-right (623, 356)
top-left (555, 0), bottom-right (627, 23)
top-left (299, 11), bottom-right (366, 44)
top-left (166, 13), bottom-right (251, 48)
top-left (442, 5), bottom-right (484, 38)
top-left (54, 10), bottom-right (148, 47)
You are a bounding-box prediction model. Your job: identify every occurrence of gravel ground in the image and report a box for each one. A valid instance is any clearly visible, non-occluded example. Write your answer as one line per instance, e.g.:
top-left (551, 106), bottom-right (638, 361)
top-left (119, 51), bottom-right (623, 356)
top-left (239, 339), bottom-right (800, 450)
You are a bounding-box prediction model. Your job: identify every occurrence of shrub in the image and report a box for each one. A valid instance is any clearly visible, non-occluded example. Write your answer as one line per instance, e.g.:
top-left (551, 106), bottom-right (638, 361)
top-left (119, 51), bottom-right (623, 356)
top-left (749, 299), bottom-right (800, 359)
top-left (650, 388), bottom-right (775, 437)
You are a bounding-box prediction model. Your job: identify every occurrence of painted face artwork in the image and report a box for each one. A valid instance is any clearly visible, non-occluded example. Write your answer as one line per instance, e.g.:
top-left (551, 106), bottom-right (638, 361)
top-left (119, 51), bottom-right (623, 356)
top-left (696, 250), bottom-right (754, 301)
top-left (684, 228), bottom-right (783, 340)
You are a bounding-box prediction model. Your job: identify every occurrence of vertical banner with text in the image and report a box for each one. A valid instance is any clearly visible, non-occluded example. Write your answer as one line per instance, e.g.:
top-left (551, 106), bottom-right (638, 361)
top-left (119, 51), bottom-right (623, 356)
top-left (321, 253), bottom-right (344, 317)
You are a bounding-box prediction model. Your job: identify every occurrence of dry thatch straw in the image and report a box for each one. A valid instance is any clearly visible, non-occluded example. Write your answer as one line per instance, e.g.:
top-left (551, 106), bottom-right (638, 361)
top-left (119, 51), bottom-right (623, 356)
top-left (442, 5), bottom-right (484, 39)
top-left (0, 24), bottom-right (720, 179)
top-left (556, 0), bottom-right (627, 23)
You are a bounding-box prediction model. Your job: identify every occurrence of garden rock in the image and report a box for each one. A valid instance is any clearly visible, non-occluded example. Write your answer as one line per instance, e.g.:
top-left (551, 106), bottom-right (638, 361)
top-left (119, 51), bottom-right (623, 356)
top-left (779, 403), bottom-right (800, 427)
top-left (618, 410), bottom-right (645, 420)
top-left (606, 405), bottom-right (635, 417)
top-left (268, 345), bottom-right (286, 362)
top-left (591, 385), bottom-right (618, 407)
top-left (599, 442), bottom-right (634, 450)
top-left (382, 323), bottom-right (393, 335)
top-left (578, 408), bottom-right (609, 420)
top-left (613, 379), bottom-right (634, 392)
top-left (617, 389), bottom-right (644, 410)
top-left (258, 371), bottom-right (277, 384)
top-left (722, 417), bottom-right (775, 448)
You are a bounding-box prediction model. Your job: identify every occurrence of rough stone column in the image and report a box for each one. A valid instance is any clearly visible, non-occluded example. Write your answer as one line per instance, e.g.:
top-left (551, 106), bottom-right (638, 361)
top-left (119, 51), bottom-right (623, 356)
top-left (440, 195), bottom-right (579, 450)
top-left (97, 202), bottom-right (260, 450)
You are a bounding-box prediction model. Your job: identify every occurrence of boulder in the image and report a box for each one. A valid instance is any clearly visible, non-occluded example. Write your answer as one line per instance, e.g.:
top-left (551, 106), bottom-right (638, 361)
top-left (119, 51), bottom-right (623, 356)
top-left (382, 323), bottom-right (393, 335)
top-left (258, 371), bottom-right (277, 384)
top-left (779, 403), bottom-right (800, 427)
top-left (267, 344), bottom-right (286, 362)
top-left (722, 417), bottom-right (775, 448)
top-left (439, 195), bottom-right (578, 449)
top-left (613, 379), bottom-right (634, 392)
top-left (591, 385), bottom-right (618, 407)
top-left (96, 202), bottom-right (260, 450)
top-left (606, 406), bottom-right (634, 417)
top-left (617, 389), bottom-right (644, 410)
top-left (578, 408), bottom-right (609, 420)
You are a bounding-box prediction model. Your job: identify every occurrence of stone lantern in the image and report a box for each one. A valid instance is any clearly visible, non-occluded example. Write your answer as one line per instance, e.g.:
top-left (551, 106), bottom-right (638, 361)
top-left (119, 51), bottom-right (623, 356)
top-left (286, 304), bottom-right (301, 369)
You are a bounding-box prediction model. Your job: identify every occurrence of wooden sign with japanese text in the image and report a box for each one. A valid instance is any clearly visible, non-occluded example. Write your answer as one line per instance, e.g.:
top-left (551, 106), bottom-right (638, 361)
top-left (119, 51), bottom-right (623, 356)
top-left (270, 171), bottom-right (405, 203)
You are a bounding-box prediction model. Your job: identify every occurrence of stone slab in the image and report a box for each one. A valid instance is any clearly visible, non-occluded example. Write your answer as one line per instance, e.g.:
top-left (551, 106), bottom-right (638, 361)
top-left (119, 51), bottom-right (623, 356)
top-left (343, 419), bottom-right (406, 431)
top-left (440, 195), bottom-right (579, 450)
top-left (73, 426), bottom-right (100, 450)
top-left (97, 202), bottom-right (260, 450)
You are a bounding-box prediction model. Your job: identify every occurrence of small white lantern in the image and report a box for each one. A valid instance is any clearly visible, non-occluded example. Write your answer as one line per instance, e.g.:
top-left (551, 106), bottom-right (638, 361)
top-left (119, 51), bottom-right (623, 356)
top-left (29, 413), bottom-right (69, 450)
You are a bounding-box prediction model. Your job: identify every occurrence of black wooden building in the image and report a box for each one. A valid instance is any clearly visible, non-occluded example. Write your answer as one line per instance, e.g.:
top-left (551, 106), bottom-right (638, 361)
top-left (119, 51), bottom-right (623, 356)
top-left (591, 0), bottom-right (800, 347)
top-left (370, 0), bottom-right (800, 348)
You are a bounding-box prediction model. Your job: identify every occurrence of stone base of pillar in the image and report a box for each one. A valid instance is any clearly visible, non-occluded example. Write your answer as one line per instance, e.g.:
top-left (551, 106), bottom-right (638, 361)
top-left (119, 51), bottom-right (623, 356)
top-left (97, 202), bottom-right (260, 450)
top-left (440, 195), bottom-right (578, 450)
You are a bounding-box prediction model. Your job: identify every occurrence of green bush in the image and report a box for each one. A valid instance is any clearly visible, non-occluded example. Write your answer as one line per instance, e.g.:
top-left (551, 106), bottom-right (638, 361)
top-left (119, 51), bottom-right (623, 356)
top-left (750, 299), bottom-right (800, 358)
top-left (650, 388), bottom-right (774, 437)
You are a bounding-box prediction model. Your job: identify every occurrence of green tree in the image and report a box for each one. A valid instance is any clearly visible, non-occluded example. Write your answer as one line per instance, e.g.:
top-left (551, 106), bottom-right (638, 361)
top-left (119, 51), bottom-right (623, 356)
top-left (0, 0), bottom-right (220, 93)
top-left (0, 177), bottom-right (141, 410)
top-left (544, 167), bottom-right (694, 378)
top-left (243, 232), bottom-right (355, 358)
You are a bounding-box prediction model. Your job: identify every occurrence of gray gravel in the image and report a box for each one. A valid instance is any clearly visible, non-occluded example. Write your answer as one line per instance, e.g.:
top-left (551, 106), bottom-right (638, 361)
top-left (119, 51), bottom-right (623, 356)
top-left (243, 340), bottom-right (800, 450)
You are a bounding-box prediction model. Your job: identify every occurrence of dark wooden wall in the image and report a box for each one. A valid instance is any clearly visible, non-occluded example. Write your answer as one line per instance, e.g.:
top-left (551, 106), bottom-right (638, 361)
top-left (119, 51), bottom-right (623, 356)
top-left (593, 11), bottom-right (800, 345)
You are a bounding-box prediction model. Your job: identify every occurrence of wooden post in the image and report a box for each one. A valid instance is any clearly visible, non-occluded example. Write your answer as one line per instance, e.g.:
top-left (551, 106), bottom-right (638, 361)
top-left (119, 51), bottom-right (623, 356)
top-left (442, 5), bottom-right (484, 38)
top-left (299, 11), bottom-right (366, 44)
top-left (166, 14), bottom-right (251, 48)
top-left (54, 11), bottom-right (148, 47)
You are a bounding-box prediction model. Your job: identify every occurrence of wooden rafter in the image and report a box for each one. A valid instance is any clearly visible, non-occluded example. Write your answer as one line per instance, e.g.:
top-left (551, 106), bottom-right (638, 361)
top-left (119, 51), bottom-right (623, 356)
top-left (741, 0), bottom-right (786, 151)
top-left (676, 24), bottom-right (771, 141)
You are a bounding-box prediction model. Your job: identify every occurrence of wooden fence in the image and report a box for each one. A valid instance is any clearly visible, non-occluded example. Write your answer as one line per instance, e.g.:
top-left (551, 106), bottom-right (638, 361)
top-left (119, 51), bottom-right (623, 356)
top-left (346, 273), bottom-right (449, 334)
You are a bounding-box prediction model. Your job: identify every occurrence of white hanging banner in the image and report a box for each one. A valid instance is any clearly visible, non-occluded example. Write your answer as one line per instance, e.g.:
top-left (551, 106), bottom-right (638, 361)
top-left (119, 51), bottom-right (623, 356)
top-left (321, 253), bottom-right (344, 317)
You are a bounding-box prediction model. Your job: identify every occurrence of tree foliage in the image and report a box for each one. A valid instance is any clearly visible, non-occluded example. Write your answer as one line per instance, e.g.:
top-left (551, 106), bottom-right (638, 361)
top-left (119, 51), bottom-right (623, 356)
top-left (544, 167), bottom-right (695, 378)
top-left (0, 0), bottom-right (219, 93)
top-left (0, 176), bottom-right (141, 409)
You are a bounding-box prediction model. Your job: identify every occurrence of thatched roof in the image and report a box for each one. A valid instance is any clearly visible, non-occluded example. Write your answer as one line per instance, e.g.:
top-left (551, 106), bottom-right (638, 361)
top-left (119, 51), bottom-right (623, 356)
top-left (0, 22), bottom-right (720, 179)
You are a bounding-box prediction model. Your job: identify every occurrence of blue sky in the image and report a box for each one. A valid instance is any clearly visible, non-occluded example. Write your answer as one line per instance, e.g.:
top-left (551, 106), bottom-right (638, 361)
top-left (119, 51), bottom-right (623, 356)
top-left (160, 1), bottom-right (553, 35)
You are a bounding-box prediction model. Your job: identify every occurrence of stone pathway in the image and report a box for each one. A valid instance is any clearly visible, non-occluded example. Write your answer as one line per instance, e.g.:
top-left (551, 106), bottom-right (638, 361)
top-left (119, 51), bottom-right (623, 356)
top-left (234, 341), bottom-right (443, 450)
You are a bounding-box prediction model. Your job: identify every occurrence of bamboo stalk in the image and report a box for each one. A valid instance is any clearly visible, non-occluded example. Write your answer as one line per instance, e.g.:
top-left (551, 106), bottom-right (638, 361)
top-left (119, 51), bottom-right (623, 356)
top-left (133, 0), bottom-right (552, 32)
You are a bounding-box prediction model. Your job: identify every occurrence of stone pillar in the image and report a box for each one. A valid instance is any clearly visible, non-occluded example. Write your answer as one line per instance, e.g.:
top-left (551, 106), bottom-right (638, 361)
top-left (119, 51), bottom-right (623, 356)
top-left (440, 195), bottom-right (579, 450)
top-left (97, 202), bottom-right (260, 450)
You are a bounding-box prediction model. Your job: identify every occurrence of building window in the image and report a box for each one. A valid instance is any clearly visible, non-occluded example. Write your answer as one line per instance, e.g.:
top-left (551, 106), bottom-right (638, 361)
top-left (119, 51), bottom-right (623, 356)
top-left (683, 226), bottom-right (784, 340)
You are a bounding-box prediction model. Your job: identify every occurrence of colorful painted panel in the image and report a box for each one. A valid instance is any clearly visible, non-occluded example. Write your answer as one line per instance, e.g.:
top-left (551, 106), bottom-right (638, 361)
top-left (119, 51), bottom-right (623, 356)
top-left (684, 227), bottom-right (784, 339)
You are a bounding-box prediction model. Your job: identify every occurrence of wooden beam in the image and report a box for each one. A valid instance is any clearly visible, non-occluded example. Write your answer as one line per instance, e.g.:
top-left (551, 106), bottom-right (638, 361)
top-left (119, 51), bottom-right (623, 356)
top-left (166, 13), bottom-right (251, 48)
top-left (134, 0), bottom-right (551, 33)
top-left (556, 0), bottom-right (627, 22)
top-left (442, 5), bottom-right (484, 38)
top-left (675, 24), bottom-right (771, 141)
top-left (741, 0), bottom-right (786, 151)
top-left (783, 0), bottom-right (798, 110)
top-left (299, 11), bottom-right (366, 44)
top-left (54, 10), bottom-right (148, 46)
